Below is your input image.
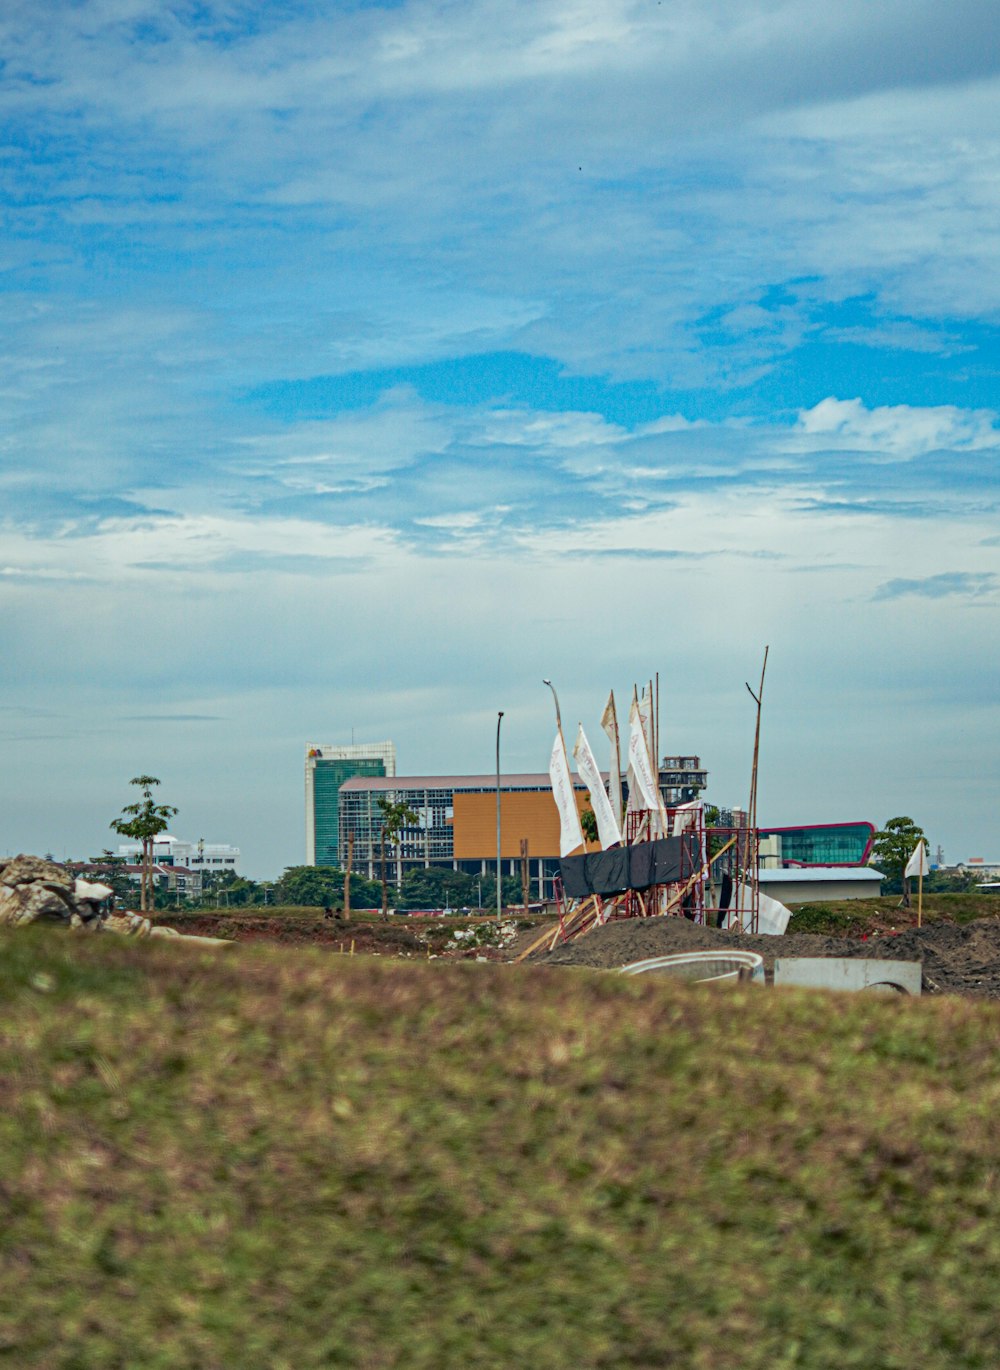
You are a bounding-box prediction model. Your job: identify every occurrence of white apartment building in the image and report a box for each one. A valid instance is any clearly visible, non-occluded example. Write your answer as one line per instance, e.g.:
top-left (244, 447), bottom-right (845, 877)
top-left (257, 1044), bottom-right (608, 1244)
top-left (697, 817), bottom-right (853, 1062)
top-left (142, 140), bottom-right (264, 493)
top-left (116, 834), bottom-right (240, 873)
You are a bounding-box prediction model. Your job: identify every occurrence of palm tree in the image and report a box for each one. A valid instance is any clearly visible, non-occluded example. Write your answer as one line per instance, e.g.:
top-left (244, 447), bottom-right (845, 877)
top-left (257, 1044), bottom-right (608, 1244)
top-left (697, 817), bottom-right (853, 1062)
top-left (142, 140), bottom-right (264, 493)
top-left (376, 796), bottom-right (419, 919)
top-left (110, 776), bottom-right (178, 913)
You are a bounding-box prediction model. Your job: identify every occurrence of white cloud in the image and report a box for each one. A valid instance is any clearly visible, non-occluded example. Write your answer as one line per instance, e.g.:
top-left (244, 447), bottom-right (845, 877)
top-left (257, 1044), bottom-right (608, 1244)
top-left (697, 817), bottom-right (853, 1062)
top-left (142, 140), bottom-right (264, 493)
top-left (822, 322), bottom-right (972, 356)
top-left (471, 408), bottom-right (626, 449)
top-left (792, 397), bottom-right (1000, 458)
top-left (236, 390), bottom-right (453, 479)
top-left (3, 2), bottom-right (1000, 875)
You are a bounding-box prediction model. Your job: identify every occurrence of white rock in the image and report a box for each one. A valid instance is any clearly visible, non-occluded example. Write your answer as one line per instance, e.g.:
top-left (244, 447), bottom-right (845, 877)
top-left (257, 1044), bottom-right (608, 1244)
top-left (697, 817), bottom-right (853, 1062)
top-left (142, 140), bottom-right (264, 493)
top-left (74, 878), bottom-right (114, 904)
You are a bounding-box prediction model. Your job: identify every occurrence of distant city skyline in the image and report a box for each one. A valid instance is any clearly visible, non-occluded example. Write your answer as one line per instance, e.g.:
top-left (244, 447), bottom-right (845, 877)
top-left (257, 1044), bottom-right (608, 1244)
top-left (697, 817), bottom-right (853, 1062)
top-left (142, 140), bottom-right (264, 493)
top-left (1, 1), bottom-right (997, 878)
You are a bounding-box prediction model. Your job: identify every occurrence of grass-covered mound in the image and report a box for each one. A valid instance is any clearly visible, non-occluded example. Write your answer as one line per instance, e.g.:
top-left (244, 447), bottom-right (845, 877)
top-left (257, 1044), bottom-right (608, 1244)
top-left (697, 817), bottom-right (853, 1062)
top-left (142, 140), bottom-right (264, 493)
top-left (3, 928), bottom-right (1000, 1368)
top-left (787, 891), bottom-right (1000, 936)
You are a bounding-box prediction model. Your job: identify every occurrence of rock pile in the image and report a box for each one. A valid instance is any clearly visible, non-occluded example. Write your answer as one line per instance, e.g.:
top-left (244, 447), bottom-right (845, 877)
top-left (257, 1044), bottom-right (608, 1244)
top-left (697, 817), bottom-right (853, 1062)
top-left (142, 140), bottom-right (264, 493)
top-left (1, 853), bottom-right (180, 940)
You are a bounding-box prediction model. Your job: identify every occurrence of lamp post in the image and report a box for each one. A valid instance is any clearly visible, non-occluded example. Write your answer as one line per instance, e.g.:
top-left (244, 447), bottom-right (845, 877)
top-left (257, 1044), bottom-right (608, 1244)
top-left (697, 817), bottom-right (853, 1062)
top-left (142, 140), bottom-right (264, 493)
top-left (542, 678), bottom-right (562, 732)
top-left (496, 710), bottom-right (504, 920)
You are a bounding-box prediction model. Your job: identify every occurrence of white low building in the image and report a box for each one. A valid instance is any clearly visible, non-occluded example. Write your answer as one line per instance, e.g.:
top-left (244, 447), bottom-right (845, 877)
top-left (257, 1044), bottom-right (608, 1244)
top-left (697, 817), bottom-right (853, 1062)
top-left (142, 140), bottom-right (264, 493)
top-left (116, 835), bottom-right (240, 874)
top-left (958, 860), bottom-right (1000, 879)
top-left (757, 866), bottom-right (884, 903)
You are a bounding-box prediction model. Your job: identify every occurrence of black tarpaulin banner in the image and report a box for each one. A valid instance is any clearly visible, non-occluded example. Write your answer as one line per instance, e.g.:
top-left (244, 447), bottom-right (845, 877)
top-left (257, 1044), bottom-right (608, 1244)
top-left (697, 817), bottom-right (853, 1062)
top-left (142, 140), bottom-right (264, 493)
top-left (559, 835), bottom-right (698, 898)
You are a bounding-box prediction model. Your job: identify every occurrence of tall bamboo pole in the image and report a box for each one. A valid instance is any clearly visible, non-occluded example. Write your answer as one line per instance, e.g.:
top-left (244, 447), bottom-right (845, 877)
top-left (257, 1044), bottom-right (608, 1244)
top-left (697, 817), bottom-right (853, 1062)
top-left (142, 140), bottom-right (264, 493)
top-left (743, 646), bottom-right (769, 932)
top-left (649, 671), bottom-right (657, 789)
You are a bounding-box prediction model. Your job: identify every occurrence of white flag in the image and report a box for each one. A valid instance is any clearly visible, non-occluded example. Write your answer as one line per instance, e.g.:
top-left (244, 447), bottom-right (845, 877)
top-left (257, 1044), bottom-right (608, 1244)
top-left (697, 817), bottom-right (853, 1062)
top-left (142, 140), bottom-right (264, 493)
top-left (627, 695), bottom-right (662, 814)
top-left (727, 885), bottom-right (791, 936)
top-left (625, 687), bottom-right (642, 821)
top-left (672, 799), bottom-right (701, 836)
top-left (549, 733), bottom-right (585, 857)
top-left (600, 690), bottom-right (624, 828)
top-left (640, 681), bottom-right (655, 763)
top-left (573, 724), bottom-right (622, 849)
top-left (904, 840), bottom-right (929, 880)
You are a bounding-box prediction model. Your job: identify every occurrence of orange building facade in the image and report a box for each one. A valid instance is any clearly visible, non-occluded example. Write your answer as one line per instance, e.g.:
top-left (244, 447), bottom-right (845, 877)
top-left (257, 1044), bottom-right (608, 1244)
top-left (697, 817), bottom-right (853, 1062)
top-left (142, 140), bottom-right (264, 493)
top-left (452, 789), bottom-right (593, 861)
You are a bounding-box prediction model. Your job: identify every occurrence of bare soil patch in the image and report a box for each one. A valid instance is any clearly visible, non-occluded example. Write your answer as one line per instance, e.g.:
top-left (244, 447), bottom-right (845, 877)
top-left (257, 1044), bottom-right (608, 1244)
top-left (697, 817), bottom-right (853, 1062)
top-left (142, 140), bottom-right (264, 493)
top-left (165, 913), bottom-right (429, 957)
top-left (154, 903), bottom-right (1000, 998)
top-left (160, 911), bottom-right (538, 960)
top-left (536, 912), bottom-right (1000, 998)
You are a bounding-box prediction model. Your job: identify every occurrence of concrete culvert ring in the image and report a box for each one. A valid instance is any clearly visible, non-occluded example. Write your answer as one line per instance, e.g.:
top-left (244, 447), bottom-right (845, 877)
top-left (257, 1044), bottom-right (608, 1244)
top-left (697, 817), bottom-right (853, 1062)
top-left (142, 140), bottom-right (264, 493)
top-left (620, 951), bottom-right (764, 984)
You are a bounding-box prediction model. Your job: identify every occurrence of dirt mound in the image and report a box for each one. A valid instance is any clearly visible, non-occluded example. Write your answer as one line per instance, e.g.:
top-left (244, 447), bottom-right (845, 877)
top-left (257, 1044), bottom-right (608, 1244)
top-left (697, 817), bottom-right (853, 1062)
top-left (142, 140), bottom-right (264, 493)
top-left (538, 914), bottom-right (1000, 998)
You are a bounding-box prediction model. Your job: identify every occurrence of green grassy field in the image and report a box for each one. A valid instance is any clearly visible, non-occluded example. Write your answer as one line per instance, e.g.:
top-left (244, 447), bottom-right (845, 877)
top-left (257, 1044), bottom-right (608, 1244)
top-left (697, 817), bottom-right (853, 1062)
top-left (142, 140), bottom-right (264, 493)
top-left (4, 925), bottom-right (1000, 1368)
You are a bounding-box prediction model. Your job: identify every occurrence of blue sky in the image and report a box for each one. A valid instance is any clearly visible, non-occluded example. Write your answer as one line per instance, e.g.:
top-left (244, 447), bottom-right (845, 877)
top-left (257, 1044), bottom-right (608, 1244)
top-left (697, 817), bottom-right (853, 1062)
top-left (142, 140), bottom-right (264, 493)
top-left (2, 0), bottom-right (999, 877)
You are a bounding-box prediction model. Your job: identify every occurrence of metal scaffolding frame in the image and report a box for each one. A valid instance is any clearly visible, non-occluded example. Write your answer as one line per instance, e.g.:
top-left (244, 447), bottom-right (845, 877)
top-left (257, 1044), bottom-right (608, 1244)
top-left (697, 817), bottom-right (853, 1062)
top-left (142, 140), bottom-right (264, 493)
top-left (547, 805), bottom-right (761, 948)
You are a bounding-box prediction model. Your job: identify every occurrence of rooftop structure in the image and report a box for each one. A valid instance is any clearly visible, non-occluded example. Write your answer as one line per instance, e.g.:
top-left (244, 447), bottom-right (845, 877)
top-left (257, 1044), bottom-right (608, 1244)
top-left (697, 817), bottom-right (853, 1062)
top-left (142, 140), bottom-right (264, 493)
top-left (658, 756), bottom-right (708, 805)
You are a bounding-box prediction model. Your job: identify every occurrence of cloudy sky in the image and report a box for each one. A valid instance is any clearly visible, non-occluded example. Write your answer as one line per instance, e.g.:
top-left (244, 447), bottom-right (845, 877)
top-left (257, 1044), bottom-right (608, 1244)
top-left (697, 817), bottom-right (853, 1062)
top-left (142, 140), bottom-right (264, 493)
top-left (2, 0), bottom-right (998, 877)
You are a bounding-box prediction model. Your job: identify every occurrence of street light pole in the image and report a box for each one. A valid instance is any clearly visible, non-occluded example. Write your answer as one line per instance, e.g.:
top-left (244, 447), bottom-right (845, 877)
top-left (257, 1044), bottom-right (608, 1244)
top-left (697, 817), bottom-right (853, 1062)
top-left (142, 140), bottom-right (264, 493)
top-left (496, 710), bottom-right (504, 920)
top-left (542, 678), bottom-right (562, 732)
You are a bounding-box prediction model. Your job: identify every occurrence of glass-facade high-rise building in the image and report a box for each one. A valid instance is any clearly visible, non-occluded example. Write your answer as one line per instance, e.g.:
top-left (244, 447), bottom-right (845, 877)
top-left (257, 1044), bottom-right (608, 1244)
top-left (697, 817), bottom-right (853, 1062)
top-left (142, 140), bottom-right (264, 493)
top-left (305, 741), bottom-right (396, 866)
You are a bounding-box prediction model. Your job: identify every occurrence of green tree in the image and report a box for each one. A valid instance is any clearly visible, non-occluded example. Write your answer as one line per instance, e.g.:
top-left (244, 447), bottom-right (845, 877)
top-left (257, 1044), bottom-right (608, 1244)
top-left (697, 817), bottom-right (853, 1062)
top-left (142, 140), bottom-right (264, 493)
top-left (499, 873), bottom-right (526, 910)
top-left (397, 867), bottom-right (478, 912)
top-left (271, 865), bottom-right (381, 911)
top-left (376, 797), bottom-right (420, 918)
top-left (580, 807), bottom-right (599, 845)
top-left (393, 867), bottom-right (524, 913)
top-left (871, 816), bottom-right (927, 909)
top-left (195, 869), bottom-right (259, 908)
top-left (275, 865), bottom-right (346, 908)
top-left (109, 776), bottom-right (177, 913)
top-left (85, 850), bottom-right (134, 910)
top-left (702, 805), bottom-right (730, 862)
top-left (925, 867), bottom-right (978, 894)
top-left (341, 872), bottom-right (383, 912)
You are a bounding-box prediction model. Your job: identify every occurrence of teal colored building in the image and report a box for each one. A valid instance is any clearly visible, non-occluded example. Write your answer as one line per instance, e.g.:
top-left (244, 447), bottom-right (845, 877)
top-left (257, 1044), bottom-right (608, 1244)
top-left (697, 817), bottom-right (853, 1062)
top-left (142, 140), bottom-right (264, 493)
top-left (305, 741), bottom-right (396, 866)
top-left (757, 822), bottom-right (875, 867)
